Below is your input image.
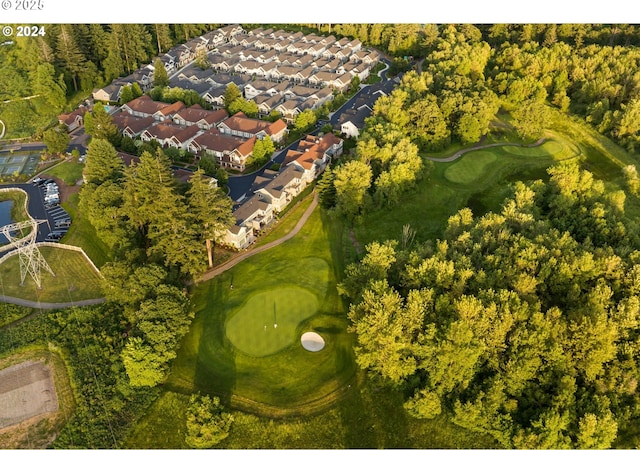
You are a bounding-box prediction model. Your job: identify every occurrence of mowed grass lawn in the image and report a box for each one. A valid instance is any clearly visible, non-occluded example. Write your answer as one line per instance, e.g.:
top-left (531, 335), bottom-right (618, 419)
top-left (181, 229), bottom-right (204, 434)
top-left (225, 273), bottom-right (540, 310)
top-left (60, 193), bottom-right (110, 268)
top-left (42, 160), bottom-right (84, 186)
top-left (0, 246), bottom-right (103, 302)
top-left (165, 205), bottom-right (355, 415)
top-left (127, 371), bottom-right (499, 449)
top-left (226, 285), bottom-right (320, 357)
top-left (355, 117), bottom-right (611, 246)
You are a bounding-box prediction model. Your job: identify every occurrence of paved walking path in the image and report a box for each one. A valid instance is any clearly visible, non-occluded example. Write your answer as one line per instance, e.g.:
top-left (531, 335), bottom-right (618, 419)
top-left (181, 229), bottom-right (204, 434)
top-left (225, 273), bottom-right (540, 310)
top-left (0, 294), bottom-right (105, 309)
top-left (425, 137), bottom-right (548, 163)
top-left (198, 193), bottom-right (318, 283)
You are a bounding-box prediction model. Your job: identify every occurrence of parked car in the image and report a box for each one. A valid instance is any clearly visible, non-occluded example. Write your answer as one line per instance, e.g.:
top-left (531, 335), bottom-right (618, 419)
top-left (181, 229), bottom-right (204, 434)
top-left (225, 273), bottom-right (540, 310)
top-left (55, 218), bottom-right (72, 227)
top-left (46, 231), bottom-right (64, 241)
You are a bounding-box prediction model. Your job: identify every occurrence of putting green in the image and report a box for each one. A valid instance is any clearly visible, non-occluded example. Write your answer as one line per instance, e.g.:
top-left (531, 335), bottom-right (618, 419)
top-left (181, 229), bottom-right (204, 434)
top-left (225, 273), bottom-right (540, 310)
top-left (444, 151), bottom-right (497, 185)
top-left (225, 286), bottom-right (319, 357)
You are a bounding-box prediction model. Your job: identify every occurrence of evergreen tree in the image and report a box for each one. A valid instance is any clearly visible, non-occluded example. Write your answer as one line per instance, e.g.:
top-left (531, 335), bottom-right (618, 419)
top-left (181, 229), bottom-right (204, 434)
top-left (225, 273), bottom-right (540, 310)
top-left (153, 58), bottom-right (169, 89)
top-left (186, 168), bottom-right (234, 269)
top-left (42, 125), bottom-right (70, 157)
top-left (56, 24), bottom-right (86, 92)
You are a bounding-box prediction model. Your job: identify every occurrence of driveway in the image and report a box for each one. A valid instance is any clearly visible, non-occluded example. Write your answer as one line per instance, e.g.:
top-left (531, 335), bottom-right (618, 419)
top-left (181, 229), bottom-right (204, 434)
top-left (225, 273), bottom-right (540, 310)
top-left (227, 139), bottom-right (298, 202)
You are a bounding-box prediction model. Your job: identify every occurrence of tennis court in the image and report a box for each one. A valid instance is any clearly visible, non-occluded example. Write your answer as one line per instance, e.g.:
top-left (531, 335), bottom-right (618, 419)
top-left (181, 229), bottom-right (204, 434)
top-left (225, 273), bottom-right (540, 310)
top-left (0, 151), bottom-right (41, 177)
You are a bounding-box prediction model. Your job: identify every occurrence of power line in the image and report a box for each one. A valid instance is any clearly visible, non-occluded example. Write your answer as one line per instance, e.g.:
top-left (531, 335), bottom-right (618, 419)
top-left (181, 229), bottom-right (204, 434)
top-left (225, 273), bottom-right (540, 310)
top-left (0, 220), bottom-right (54, 289)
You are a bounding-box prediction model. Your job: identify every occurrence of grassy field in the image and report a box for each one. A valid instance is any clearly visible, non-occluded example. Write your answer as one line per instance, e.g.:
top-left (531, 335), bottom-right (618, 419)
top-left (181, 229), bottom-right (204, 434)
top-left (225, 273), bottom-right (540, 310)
top-left (127, 370), bottom-right (499, 449)
top-left (0, 246), bottom-right (103, 302)
top-left (226, 285), bottom-right (320, 357)
top-left (444, 150), bottom-right (498, 184)
top-left (42, 160), bottom-right (84, 186)
top-left (60, 193), bottom-right (111, 268)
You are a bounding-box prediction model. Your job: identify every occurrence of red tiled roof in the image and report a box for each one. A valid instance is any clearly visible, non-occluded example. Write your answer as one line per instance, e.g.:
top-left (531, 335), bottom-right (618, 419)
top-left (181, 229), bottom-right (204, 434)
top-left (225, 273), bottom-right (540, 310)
top-left (236, 137), bottom-right (256, 157)
top-left (124, 95), bottom-right (171, 115)
top-left (222, 112), bottom-right (285, 136)
top-left (158, 101), bottom-right (186, 117)
top-left (192, 129), bottom-right (245, 151)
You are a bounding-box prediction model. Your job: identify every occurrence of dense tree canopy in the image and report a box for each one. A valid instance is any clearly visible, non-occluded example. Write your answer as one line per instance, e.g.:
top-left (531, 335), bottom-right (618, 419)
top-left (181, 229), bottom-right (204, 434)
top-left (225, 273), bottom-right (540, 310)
top-left (185, 394), bottom-right (234, 448)
top-left (342, 163), bottom-right (640, 447)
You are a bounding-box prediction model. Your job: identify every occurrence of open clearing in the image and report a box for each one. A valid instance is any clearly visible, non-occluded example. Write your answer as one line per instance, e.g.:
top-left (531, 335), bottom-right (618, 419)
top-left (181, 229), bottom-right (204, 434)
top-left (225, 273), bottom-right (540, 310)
top-left (444, 150), bottom-right (498, 184)
top-left (0, 360), bottom-right (58, 430)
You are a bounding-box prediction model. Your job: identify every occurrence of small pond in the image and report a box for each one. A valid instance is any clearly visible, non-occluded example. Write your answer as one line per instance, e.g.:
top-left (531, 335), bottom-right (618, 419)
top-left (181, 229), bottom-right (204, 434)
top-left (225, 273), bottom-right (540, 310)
top-left (0, 200), bottom-right (13, 244)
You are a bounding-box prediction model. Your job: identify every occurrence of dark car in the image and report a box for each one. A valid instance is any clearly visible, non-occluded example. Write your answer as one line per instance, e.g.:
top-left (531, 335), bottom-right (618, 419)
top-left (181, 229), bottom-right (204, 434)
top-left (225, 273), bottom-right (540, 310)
top-left (47, 230), bottom-right (65, 240)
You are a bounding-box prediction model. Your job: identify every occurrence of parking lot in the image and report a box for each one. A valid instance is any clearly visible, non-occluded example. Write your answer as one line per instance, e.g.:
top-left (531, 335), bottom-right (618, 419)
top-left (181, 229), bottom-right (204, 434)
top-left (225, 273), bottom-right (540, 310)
top-left (31, 178), bottom-right (72, 242)
top-left (0, 180), bottom-right (72, 256)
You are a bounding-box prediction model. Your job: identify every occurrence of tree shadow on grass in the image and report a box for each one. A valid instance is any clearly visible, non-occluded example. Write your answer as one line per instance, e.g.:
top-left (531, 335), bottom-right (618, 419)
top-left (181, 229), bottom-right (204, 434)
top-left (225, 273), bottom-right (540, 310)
top-left (189, 275), bottom-right (238, 405)
top-left (337, 373), bottom-right (410, 448)
top-left (314, 325), bottom-right (343, 334)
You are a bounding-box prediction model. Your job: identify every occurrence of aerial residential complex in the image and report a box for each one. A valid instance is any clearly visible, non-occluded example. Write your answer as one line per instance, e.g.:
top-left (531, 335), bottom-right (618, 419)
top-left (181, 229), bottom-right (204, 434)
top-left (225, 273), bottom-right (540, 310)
top-left (88, 25), bottom-right (377, 250)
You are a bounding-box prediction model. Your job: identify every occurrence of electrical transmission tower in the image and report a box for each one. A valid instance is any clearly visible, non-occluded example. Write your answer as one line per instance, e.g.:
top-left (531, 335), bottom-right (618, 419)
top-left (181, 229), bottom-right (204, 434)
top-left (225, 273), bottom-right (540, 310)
top-left (1, 220), bottom-right (54, 289)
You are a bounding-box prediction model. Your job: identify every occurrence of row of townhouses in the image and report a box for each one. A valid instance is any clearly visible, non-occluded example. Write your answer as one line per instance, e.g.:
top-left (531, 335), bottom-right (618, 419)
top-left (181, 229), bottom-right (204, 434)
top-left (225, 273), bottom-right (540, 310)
top-left (112, 95), bottom-right (288, 172)
top-left (224, 132), bottom-right (343, 249)
top-left (111, 93), bottom-right (344, 250)
top-left (91, 24), bottom-right (382, 125)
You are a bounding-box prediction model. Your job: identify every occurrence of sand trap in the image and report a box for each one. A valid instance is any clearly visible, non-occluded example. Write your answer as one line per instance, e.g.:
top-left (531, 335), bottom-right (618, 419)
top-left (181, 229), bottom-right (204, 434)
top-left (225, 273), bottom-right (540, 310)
top-left (301, 332), bottom-right (325, 352)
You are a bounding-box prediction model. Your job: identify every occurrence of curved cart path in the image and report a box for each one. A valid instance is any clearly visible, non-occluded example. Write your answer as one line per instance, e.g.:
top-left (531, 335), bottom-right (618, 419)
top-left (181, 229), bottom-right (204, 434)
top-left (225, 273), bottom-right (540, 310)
top-left (198, 193), bottom-right (318, 283)
top-left (426, 137), bottom-right (548, 162)
top-left (0, 196), bottom-right (318, 309)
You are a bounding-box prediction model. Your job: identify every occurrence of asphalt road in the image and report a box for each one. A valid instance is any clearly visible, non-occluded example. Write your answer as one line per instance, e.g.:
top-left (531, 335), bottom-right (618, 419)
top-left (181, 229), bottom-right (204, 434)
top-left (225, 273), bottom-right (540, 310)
top-left (227, 141), bottom-right (292, 202)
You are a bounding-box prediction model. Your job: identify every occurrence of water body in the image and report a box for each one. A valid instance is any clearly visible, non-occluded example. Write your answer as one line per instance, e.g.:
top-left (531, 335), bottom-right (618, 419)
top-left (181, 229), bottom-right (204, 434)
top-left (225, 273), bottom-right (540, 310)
top-left (0, 200), bottom-right (13, 244)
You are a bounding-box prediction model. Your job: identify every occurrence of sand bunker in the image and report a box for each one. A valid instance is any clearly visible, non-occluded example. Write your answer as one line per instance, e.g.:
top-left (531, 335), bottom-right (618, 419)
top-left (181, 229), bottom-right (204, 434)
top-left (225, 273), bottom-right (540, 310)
top-left (301, 332), bottom-right (325, 352)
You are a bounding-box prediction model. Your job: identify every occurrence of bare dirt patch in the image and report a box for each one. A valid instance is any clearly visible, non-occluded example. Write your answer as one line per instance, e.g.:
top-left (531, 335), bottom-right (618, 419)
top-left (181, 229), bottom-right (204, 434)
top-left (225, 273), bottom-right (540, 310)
top-left (0, 351), bottom-right (73, 449)
top-left (0, 360), bottom-right (59, 430)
